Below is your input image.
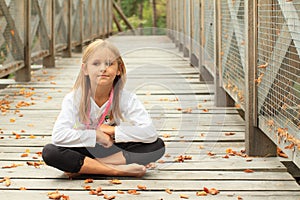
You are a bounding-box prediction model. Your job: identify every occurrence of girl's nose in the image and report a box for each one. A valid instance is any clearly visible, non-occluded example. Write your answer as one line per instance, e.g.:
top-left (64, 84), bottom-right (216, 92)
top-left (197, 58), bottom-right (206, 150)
top-left (99, 63), bottom-right (107, 72)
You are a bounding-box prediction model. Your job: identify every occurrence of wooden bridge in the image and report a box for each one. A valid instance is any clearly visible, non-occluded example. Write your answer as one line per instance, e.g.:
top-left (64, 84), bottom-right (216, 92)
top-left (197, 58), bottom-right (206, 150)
top-left (0, 0), bottom-right (300, 199)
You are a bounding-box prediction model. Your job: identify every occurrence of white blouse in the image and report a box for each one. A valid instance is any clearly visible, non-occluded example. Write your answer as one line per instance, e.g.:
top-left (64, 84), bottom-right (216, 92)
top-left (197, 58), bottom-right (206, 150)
top-left (52, 89), bottom-right (158, 147)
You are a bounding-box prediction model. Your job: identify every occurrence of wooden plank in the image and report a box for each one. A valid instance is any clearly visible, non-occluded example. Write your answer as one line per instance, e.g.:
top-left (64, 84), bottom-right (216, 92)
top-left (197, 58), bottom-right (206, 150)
top-left (1, 191), bottom-right (300, 200)
top-left (0, 165), bottom-right (294, 180)
top-left (0, 179), bottom-right (298, 191)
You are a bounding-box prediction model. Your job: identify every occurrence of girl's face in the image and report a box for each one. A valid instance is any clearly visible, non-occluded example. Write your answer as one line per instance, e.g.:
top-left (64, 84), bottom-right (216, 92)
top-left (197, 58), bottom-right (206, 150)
top-left (83, 48), bottom-right (120, 92)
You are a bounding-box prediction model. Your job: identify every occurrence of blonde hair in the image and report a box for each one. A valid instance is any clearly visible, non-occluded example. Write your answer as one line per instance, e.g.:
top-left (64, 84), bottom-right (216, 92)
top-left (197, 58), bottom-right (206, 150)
top-left (73, 39), bottom-right (126, 124)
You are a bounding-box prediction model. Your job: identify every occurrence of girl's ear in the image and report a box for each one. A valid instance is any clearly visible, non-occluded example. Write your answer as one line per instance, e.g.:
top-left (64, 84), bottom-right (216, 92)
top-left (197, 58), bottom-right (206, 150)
top-left (81, 63), bottom-right (88, 75)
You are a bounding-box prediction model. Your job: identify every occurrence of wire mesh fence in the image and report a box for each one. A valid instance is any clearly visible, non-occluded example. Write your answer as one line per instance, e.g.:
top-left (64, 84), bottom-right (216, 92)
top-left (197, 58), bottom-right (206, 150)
top-left (221, 0), bottom-right (246, 109)
top-left (0, 0), bottom-right (113, 80)
top-left (257, 0), bottom-right (300, 162)
top-left (167, 0), bottom-right (300, 166)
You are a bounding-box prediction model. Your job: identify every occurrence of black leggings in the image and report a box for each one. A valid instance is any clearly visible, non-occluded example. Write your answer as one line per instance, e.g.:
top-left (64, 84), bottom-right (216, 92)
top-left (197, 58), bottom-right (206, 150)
top-left (42, 138), bottom-right (165, 173)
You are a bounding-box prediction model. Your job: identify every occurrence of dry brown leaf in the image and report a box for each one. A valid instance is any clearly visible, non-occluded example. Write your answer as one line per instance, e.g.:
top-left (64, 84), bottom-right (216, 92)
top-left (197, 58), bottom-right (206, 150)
top-left (207, 151), bottom-right (216, 156)
top-left (222, 155), bottom-right (229, 159)
top-left (244, 169), bottom-right (254, 173)
top-left (196, 191), bottom-right (207, 196)
top-left (4, 177), bottom-right (11, 187)
top-left (116, 190), bottom-right (125, 194)
top-left (180, 194), bottom-right (189, 199)
top-left (284, 143), bottom-right (295, 149)
top-left (165, 188), bottom-right (172, 194)
top-left (258, 62), bottom-right (268, 69)
top-left (104, 194), bottom-right (116, 200)
top-left (19, 187), bottom-right (26, 190)
top-left (110, 179), bottom-right (122, 184)
top-left (137, 184), bottom-right (147, 190)
top-left (209, 188), bottom-right (219, 195)
top-left (61, 195), bottom-right (70, 200)
top-left (277, 147), bottom-right (288, 158)
top-left (127, 189), bottom-right (140, 195)
top-left (84, 178), bottom-right (94, 183)
top-left (225, 132), bottom-right (236, 136)
top-left (21, 153), bottom-right (29, 157)
top-left (83, 185), bottom-right (91, 190)
top-left (48, 191), bottom-right (62, 199)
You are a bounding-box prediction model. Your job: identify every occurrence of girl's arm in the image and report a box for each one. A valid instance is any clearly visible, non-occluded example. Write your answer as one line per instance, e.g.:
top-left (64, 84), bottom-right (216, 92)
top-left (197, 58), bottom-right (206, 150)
top-left (114, 92), bottom-right (158, 143)
top-left (52, 92), bottom-right (97, 147)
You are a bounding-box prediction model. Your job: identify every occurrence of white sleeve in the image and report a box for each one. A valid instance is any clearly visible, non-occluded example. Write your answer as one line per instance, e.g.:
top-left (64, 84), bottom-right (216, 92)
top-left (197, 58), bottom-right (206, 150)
top-left (52, 92), bottom-right (96, 147)
top-left (114, 93), bottom-right (158, 143)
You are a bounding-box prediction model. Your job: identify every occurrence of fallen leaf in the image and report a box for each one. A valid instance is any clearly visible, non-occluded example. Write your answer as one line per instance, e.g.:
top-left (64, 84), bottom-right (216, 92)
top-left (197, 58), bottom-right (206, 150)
top-left (209, 188), bottom-right (219, 195)
top-left (29, 135), bottom-right (36, 139)
top-left (203, 187), bottom-right (209, 193)
top-left (10, 118), bottom-right (16, 123)
top-left (277, 147), bottom-right (288, 158)
top-left (61, 195), bottom-right (70, 200)
top-left (258, 62), bottom-right (268, 69)
top-left (20, 187), bottom-right (26, 190)
top-left (89, 190), bottom-right (98, 195)
top-left (284, 143), bottom-right (295, 149)
top-left (84, 178), bottom-right (93, 183)
top-left (180, 194), bottom-right (189, 199)
top-left (244, 169), bottom-right (254, 173)
top-left (222, 155), bottom-right (229, 159)
top-left (83, 185), bottom-right (91, 190)
top-left (182, 108), bottom-right (192, 113)
top-left (196, 191), bottom-right (207, 196)
top-left (110, 179), bottom-right (122, 184)
top-left (225, 132), bottom-right (236, 136)
top-left (226, 148), bottom-right (233, 154)
top-left (20, 153), bottom-right (29, 157)
top-left (116, 190), bottom-right (124, 194)
top-left (137, 185), bottom-right (147, 190)
top-left (127, 189), bottom-right (140, 195)
top-left (104, 194), bottom-right (116, 200)
top-left (4, 177), bottom-right (11, 186)
top-left (165, 188), bottom-right (172, 194)
top-left (48, 190), bottom-right (62, 199)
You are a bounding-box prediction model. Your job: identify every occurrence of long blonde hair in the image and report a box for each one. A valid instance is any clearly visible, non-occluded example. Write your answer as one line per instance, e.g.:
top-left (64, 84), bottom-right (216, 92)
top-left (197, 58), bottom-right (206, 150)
top-left (73, 39), bottom-right (126, 124)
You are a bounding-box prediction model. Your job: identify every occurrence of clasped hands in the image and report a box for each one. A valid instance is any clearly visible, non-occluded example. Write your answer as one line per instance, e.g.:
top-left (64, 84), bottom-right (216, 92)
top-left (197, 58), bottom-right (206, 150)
top-left (96, 124), bottom-right (115, 148)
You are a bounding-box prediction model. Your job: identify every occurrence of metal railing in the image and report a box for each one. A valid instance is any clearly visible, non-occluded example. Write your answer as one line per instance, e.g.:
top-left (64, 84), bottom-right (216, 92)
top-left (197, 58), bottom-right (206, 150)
top-left (167, 0), bottom-right (300, 167)
top-left (0, 0), bottom-right (113, 81)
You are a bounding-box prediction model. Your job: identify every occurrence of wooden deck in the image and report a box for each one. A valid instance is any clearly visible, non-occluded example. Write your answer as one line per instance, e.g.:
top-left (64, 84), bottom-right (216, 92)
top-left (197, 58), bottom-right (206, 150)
top-left (0, 36), bottom-right (299, 199)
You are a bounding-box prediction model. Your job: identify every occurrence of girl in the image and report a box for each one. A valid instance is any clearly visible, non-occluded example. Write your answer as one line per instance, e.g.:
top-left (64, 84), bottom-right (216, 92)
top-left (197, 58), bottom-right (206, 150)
top-left (42, 39), bottom-right (165, 177)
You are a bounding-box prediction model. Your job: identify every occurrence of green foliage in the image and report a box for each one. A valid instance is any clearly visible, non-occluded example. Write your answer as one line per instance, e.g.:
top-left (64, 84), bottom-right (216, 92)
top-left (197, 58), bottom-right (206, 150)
top-left (114, 0), bottom-right (166, 34)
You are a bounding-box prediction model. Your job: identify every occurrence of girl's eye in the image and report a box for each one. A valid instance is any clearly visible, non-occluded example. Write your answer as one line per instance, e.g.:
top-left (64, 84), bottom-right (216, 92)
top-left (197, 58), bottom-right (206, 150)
top-left (93, 62), bottom-right (100, 66)
top-left (105, 61), bottom-right (112, 66)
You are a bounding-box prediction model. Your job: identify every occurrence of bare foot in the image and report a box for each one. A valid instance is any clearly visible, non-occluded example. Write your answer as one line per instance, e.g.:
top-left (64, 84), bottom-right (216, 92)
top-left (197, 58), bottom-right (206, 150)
top-left (108, 163), bottom-right (146, 177)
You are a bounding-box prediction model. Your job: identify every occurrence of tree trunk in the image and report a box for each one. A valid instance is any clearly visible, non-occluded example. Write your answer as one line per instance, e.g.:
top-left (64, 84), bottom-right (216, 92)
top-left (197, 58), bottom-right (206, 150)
top-left (152, 0), bottom-right (157, 35)
top-left (138, 1), bottom-right (143, 35)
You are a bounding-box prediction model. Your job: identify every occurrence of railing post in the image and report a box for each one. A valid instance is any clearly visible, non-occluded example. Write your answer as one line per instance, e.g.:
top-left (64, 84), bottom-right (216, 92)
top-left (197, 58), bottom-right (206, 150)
top-left (43, 0), bottom-right (55, 68)
top-left (199, 0), bottom-right (204, 81)
top-left (16, 0), bottom-right (31, 82)
top-left (214, 0), bottom-right (235, 107)
top-left (245, 0), bottom-right (276, 156)
top-left (62, 0), bottom-right (72, 57)
top-left (74, 0), bottom-right (83, 52)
